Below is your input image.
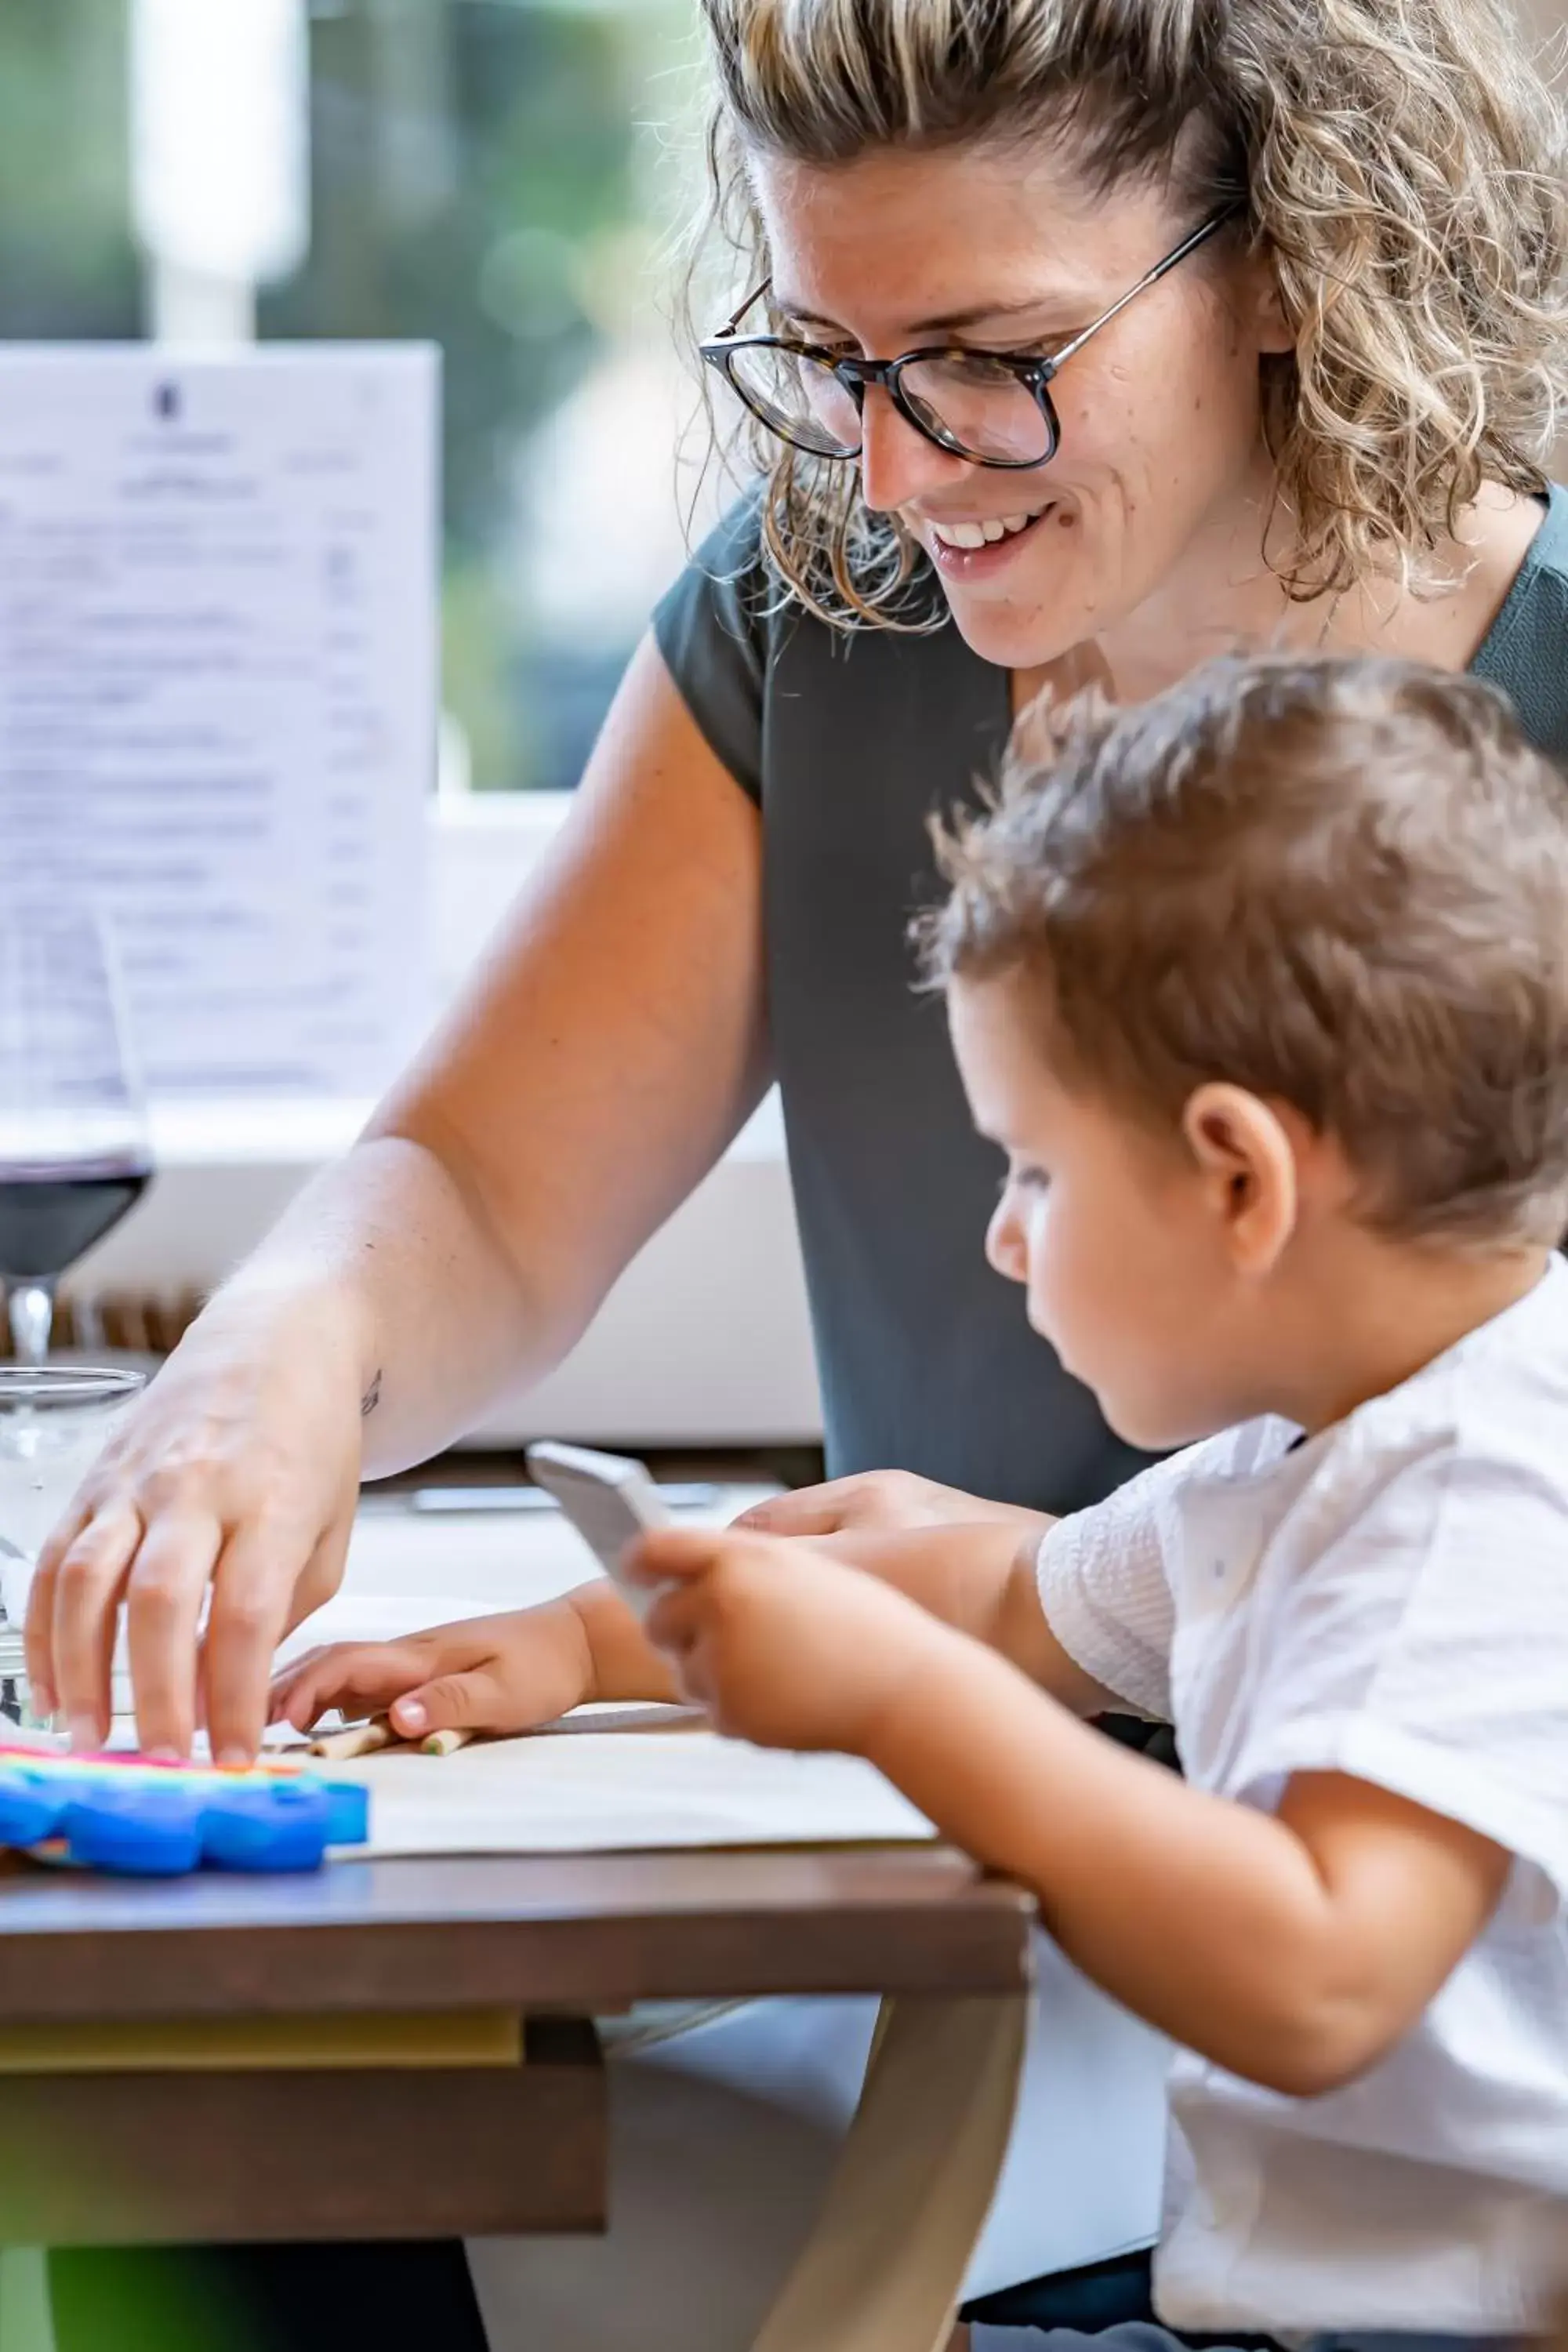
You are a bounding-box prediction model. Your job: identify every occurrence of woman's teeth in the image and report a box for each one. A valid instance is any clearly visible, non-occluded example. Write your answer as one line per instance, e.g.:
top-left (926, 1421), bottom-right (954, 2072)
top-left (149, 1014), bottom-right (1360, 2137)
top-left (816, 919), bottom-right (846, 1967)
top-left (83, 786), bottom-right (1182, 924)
top-left (927, 508), bottom-right (1048, 550)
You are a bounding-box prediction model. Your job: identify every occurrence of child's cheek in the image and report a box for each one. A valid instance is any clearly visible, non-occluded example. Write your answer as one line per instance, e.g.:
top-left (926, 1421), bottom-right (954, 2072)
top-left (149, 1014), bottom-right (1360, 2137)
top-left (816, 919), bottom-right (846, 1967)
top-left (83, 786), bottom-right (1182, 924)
top-left (1022, 1193), bottom-right (1071, 1344)
top-left (1032, 1191), bottom-right (1111, 1380)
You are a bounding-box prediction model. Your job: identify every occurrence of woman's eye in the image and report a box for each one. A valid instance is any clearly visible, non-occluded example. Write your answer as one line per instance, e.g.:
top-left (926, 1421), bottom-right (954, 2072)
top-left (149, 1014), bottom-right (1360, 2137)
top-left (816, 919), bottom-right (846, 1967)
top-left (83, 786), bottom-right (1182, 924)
top-left (784, 330), bottom-right (855, 360)
top-left (959, 334), bottom-right (1073, 365)
top-left (949, 352), bottom-right (1019, 385)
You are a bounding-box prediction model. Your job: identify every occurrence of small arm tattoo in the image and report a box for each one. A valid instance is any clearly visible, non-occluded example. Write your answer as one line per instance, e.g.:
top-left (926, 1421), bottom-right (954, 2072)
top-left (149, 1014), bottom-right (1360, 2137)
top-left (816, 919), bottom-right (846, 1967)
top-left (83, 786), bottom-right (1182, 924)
top-left (360, 1369), bottom-right (383, 1419)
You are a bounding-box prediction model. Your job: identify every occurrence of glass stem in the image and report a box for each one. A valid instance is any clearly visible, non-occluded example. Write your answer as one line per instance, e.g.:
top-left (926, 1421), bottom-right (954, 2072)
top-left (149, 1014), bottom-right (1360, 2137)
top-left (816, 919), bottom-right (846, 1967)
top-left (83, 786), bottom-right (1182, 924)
top-left (7, 1283), bottom-right (55, 1367)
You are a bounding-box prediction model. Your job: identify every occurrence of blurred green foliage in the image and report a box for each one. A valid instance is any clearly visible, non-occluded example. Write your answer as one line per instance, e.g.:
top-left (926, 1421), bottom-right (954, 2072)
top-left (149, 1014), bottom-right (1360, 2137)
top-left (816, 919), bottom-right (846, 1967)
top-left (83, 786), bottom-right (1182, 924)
top-left (0, 0), bottom-right (693, 792)
top-left (0, 0), bottom-right (140, 335)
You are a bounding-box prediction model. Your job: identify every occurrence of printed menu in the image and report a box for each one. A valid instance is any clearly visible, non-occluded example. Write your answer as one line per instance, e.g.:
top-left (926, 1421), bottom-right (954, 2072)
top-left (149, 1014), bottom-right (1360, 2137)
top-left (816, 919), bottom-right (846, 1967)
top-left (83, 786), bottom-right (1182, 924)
top-left (0, 346), bottom-right (437, 1097)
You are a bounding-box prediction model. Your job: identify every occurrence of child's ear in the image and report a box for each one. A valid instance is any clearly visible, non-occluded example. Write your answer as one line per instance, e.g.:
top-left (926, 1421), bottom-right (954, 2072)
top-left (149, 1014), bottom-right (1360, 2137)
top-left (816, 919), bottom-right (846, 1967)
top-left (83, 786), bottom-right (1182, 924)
top-left (1181, 1083), bottom-right (1298, 1273)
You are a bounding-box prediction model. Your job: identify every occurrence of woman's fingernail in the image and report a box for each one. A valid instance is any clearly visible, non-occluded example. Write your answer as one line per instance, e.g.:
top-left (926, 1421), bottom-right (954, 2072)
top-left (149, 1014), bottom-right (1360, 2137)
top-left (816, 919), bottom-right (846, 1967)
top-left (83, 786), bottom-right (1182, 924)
top-left (67, 1715), bottom-right (100, 1754)
top-left (216, 1744), bottom-right (252, 1769)
top-left (392, 1698), bottom-right (427, 1734)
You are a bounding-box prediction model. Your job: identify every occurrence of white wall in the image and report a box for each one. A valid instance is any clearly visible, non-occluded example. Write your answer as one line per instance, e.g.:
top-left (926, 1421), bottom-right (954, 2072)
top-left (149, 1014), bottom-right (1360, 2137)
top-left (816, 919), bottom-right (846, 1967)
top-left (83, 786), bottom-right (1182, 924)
top-left (71, 796), bottom-right (825, 1448)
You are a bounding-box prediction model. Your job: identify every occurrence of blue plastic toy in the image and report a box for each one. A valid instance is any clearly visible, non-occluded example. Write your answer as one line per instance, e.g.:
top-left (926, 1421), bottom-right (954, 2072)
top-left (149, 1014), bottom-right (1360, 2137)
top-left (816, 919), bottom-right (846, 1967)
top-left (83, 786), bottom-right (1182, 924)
top-left (0, 1744), bottom-right (369, 1877)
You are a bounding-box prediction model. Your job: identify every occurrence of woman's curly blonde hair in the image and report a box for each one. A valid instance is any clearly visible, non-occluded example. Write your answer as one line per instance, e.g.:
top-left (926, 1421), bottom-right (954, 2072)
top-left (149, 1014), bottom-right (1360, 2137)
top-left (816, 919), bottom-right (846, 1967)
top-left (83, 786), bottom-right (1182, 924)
top-left (688, 0), bottom-right (1568, 628)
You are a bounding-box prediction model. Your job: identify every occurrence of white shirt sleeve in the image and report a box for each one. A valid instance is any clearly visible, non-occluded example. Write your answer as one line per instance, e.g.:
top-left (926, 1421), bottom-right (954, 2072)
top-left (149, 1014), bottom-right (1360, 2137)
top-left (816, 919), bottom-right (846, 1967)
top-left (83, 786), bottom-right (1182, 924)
top-left (1036, 1431), bottom-right (1264, 1721)
top-left (1231, 1441), bottom-right (1568, 1897)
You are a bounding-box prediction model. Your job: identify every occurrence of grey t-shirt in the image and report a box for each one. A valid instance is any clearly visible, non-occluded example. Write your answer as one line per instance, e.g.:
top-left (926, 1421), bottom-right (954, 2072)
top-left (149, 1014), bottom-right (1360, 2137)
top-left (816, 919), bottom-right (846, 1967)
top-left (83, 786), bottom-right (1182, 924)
top-left (653, 488), bottom-right (1568, 1515)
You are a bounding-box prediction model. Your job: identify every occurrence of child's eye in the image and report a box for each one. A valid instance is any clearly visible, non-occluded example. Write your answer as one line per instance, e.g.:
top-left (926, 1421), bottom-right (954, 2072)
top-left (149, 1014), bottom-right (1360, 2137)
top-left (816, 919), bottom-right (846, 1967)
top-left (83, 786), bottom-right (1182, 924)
top-left (1002, 1164), bottom-right (1051, 1195)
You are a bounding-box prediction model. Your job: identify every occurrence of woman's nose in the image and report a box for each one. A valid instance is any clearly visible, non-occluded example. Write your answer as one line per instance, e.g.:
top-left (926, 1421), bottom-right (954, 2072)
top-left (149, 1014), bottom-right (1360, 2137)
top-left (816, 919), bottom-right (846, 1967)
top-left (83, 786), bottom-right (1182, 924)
top-left (858, 385), bottom-right (970, 514)
top-left (985, 1194), bottom-right (1028, 1286)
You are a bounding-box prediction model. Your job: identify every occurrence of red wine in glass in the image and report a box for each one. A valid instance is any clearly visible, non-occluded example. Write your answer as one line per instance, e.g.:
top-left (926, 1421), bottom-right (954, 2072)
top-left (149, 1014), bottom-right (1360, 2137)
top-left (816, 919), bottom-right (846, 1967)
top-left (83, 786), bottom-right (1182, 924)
top-left (0, 907), bottom-right (153, 1364)
top-left (0, 1161), bottom-right (153, 1285)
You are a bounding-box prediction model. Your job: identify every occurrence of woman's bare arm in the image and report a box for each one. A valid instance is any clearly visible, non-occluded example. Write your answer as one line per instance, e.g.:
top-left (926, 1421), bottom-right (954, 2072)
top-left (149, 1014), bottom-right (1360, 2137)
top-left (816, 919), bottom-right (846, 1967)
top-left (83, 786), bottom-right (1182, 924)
top-left (350, 633), bottom-right (770, 1467)
top-left (31, 636), bottom-right (769, 1759)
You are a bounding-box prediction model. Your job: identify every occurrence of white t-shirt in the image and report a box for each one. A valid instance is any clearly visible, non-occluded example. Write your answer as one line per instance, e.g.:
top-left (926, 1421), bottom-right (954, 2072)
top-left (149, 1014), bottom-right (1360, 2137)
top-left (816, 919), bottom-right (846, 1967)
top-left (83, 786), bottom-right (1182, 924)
top-left (1036, 1257), bottom-right (1568, 2339)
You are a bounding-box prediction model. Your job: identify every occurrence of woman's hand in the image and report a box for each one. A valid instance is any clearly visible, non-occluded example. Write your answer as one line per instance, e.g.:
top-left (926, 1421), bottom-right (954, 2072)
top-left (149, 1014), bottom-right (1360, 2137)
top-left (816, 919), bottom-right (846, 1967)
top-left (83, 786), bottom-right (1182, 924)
top-left (27, 639), bottom-right (769, 1769)
top-left (268, 1599), bottom-right (598, 1744)
top-left (633, 1526), bottom-right (959, 1755)
top-left (734, 1470), bottom-right (1049, 1540)
top-left (25, 1284), bottom-right (369, 1763)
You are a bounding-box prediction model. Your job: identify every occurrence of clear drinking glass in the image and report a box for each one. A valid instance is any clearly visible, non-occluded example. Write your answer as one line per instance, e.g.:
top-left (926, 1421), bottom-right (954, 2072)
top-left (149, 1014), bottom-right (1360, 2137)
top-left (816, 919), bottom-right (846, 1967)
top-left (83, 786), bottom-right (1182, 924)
top-left (0, 1363), bottom-right (147, 1725)
top-left (0, 904), bottom-right (154, 1366)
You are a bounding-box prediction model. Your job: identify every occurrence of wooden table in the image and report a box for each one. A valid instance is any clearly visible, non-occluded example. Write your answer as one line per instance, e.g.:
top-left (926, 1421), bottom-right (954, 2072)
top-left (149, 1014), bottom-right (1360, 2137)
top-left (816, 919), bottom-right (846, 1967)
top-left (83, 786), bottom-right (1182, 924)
top-left (0, 1849), bottom-right (1035, 2352)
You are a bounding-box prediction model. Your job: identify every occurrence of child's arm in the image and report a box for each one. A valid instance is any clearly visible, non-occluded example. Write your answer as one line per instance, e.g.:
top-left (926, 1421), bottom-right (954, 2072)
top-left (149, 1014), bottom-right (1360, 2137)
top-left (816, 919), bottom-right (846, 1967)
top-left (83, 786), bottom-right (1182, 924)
top-left (861, 1632), bottom-right (1508, 2094)
top-left (634, 1529), bottom-right (1510, 2098)
top-left (733, 1468), bottom-right (1052, 1539)
top-left (269, 1581), bottom-right (679, 1741)
top-left (798, 1520), bottom-right (1120, 1716)
top-left (269, 1520), bottom-right (1112, 1740)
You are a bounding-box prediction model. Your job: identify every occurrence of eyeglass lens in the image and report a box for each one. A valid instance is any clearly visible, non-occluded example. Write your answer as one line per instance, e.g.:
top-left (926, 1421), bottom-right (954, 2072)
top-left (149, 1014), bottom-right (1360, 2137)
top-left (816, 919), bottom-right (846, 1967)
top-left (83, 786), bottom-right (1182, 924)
top-left (724, 343), bottom-right (1053, 464)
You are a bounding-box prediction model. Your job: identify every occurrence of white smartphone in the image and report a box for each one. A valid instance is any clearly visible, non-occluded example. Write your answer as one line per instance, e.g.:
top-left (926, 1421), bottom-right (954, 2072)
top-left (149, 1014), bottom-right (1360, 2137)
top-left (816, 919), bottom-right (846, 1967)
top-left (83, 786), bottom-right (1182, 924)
top-left (524, 1441), bottom-right (672, 1620)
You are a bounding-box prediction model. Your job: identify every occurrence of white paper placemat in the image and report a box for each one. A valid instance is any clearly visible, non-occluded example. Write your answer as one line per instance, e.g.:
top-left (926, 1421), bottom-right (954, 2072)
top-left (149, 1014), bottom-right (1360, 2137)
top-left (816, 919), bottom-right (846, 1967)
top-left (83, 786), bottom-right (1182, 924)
top-left (333, 1721), bottom-right (937, 1857)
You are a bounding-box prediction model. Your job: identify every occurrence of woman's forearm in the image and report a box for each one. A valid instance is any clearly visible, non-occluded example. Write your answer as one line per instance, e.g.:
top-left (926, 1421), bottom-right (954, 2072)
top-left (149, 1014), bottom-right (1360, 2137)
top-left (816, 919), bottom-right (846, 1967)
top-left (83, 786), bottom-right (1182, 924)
top-left (212, 641), bottom-right (772, 1481)
top-left (216, 1132), bottom-right (555, 1476)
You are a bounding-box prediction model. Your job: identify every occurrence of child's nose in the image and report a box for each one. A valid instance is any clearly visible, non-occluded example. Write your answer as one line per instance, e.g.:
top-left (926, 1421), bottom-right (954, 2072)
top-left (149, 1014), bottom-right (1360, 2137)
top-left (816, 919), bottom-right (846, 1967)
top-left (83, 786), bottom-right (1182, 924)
top-left (985, 1195), bottom-right (1027, 1285)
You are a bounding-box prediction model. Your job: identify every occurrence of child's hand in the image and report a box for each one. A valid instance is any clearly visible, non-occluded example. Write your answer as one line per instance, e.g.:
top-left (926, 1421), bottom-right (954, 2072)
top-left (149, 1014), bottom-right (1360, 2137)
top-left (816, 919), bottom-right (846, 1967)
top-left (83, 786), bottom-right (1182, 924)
top-left (734, 1468), bottom-right (1047, 1541)
top-left (630, 1527), bottom-right (953, 1754)
top-left (267, 1600), bottom-right (595, 1744)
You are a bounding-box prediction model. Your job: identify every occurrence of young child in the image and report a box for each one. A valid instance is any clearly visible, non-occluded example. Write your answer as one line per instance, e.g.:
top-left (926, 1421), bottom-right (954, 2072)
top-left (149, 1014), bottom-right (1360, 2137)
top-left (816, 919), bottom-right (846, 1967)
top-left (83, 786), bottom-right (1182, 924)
top-left (625, 654), bottom-right (1568, 2347)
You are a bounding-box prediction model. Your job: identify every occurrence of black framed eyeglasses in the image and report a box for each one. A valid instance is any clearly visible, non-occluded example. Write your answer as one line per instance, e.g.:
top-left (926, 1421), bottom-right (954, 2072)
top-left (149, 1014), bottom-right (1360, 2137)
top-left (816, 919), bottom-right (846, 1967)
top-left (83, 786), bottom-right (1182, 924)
top-left (700, 205), bottom-right (1242, 471)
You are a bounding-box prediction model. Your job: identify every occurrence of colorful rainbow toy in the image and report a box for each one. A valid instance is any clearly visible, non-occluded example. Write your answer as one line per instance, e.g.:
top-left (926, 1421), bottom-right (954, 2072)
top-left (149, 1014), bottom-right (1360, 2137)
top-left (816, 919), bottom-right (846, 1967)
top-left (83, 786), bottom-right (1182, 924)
top-left (0, 1744), bottom-right (369, 1876)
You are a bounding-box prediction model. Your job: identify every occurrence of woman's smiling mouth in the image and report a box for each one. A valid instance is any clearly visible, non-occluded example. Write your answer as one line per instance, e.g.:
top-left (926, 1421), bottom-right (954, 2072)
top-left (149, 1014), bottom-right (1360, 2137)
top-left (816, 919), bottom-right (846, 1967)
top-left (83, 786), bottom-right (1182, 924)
top-left (922, 500), bottom-right (1058, 572)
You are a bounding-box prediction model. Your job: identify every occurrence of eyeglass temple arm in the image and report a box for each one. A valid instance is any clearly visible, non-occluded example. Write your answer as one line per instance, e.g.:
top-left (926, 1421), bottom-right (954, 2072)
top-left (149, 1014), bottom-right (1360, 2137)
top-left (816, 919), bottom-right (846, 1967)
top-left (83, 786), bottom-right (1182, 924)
top-left (714, 275), bottom-right (773, 340)
top-left (1045, 206), bottom-right (1243, 372)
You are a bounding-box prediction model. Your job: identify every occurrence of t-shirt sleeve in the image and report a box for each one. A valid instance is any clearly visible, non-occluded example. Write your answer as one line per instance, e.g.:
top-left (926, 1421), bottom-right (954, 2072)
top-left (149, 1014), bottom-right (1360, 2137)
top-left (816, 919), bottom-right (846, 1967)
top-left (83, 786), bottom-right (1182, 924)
top-left (651, 492), bottom-right (772, 805)
top-left (1469, 485), bottom-right (1568, 762)
top-left (1036, 1436), bottom-right (1246, 1721)
top-left (1231, 1442), bottom-right (1568, 1897)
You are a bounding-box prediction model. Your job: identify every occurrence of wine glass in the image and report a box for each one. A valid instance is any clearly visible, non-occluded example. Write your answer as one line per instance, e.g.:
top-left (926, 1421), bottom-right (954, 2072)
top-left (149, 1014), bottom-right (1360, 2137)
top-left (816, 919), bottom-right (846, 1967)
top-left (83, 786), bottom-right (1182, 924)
top-left (0, 1363), bottom-right (147, 1724)
top-left (0, 904), bottom-right (153, 1366)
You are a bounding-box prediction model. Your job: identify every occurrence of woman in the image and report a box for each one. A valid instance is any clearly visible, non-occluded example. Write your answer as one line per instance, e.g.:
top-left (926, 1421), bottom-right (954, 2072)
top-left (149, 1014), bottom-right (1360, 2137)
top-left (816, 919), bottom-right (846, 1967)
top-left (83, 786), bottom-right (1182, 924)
top-left (34, 0), bottom-right (1568, 2344)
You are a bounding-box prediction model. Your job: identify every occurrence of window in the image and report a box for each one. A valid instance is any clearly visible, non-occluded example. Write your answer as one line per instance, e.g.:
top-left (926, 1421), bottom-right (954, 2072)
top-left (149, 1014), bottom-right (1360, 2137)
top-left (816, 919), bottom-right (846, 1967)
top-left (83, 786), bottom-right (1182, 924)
top-left (0, 0), bottom-right (709, 794)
